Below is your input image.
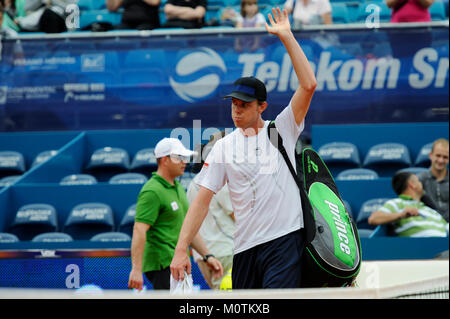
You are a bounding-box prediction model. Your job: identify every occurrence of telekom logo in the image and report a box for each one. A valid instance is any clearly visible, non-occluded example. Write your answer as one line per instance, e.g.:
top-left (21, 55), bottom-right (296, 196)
top-left (169, 48), bottom-right (227, 103)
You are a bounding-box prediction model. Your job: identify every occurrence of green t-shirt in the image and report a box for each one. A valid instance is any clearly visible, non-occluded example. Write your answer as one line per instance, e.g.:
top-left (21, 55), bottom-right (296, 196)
top-left (135, 172), bottom-right (189, 272)
top-left (379, 195), bottom-right (448, 237)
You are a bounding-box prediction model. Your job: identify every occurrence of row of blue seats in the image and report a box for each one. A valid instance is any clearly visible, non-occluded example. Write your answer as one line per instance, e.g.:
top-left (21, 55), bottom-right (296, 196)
top-left (74, 0), bottom-right (448, 30)
top-left (318, 141), bottom-right (433, 177)
top-left (0, 146), bottom-right (158, 181)
top-left (0, 141), bottom-right (431, 188)
top-left (3, 202), bottom-right (137, 241)
top-left (0, 194), bottom-right (391, 243)
top-left (0, 231), bottom-right (131, 243)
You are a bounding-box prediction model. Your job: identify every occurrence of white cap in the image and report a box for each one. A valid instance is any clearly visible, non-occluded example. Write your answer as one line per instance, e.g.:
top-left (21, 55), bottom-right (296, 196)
top-left (154, 138), bottom-right (196, 159)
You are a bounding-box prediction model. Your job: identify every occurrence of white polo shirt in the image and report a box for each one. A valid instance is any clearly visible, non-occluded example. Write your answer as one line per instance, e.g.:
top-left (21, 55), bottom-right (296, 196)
top-left (196, 103), bottom-right (304, 254)
top-left (285, 0), bottom-right (332, 25)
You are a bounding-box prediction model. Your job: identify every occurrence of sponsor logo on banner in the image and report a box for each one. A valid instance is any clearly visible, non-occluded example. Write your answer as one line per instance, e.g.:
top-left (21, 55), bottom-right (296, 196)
top-left (64, 83), bottom-right (105, 102)
top-left (81, 54), bottom-right (105, 72)
top-left (169, 48), bottom-right (226, 103)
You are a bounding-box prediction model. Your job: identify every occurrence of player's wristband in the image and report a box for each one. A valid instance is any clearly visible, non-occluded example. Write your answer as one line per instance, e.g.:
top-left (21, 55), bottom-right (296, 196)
top-left (203, 254), bottom-right (215, 262)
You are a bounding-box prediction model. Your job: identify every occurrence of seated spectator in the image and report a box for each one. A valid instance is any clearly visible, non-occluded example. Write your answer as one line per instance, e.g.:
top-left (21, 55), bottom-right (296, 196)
top-left (1, 0), bottom-right (21, 36)
top-left (6, 0), bottom-right (74, 33)
top-left (235, 0), bottom-right (265, 28)
top-left (368, 171), bottom-right (448, 237)
top-left (219, 6), bottom-right (238, 27)
top-left (162, 0), bottom-right (206, 29)
top-left (284, 0), bottom-right (332, 29)
top-left (386, 0), bottom-right (434, 23)
top-left (418, 138), bottom-right (449, 222)
top-left (107, 0), bottom-right (161, 30)
top-left (235, 0), bottom-right (265, 52)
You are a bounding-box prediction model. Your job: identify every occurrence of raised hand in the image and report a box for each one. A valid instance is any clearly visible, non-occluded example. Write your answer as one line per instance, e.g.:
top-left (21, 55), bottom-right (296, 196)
top-left (265, 7), bottom-right (291, 36)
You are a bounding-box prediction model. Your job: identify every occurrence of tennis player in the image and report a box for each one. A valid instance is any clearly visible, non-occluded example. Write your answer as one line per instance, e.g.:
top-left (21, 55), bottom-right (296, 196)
top-left (170, 7), bottom-right (317, 289)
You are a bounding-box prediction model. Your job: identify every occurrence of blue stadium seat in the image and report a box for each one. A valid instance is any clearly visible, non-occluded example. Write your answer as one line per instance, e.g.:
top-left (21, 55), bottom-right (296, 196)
top-left (363, 143), bottom-right (412, 177)
top-left (60, 174), bottom-right (98, 185)
top-left (64, 203), bottom-right (115, 240)
top-left (331, 3), bottom-right (350, 24)
top-left (415, 142), bottom-right (432, 168)
top-left (357, 229), bottom-right (374, 238)
top-left (356, 198), bottom-right (390, 230)
top-left (342, 199), bottom-right (354, 219)
top-left (119, 204), bottom-right (136, 236)
top-left (355, 1), bottom-right (392, 23)
top-left (85, 147), bottom-right (130, 182)
top-left (8, 204), bottom-right (58, 241)
top-left (0, 151), bottom-right (26, 178)
top-left (79, 10), bottom-right (121, 29)
top-left (130, 148), bottom-right (157, 176)
top-left (369, 224), bottom-right (391, 237)
top-left (396, 167), bottom-right (428, 176)
top-left (31, 150), bottom-right (58, 168)
top-left (0, 232), bottom-right (19, 243)
top-left (109, 173), bottom-right (148, 184)
top-left (32, 232), bottom-right (74, 243)
top-left (318, 142), bottom-right (361, 176)
top-left (78, 0), bottom-right (107, 11)
top-left (90, 232), bottom-right (131, 242)
top-left (337, 168), bottom-right (379, 181)
top-left (429, 1), bottom-right (446, 21)
top-left (0, 175), bottom-right (21, 188)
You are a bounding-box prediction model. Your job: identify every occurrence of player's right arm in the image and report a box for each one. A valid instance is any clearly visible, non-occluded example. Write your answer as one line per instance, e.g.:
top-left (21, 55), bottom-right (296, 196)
top-left (128, 222), bottom-right (150, 290)
top-left (170, 186), bottom-right (214, 281)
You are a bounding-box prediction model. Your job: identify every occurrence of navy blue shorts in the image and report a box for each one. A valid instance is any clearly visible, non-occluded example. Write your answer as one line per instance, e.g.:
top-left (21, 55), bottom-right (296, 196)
top-left (232, 229), bottom-right (305, 289)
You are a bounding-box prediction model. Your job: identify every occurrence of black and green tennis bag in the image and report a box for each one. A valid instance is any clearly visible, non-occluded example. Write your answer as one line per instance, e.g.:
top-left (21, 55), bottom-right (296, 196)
top-left (268, 122), bottom-right (362, 287)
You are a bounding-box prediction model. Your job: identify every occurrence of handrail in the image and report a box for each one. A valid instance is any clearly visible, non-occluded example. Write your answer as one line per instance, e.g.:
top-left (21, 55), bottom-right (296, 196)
top-left (3, 20), bottom-right (448, 41)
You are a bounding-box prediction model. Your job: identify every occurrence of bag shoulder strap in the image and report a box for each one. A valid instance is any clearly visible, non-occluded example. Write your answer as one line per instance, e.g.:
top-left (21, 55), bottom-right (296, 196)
top-left (267, 121), bottom-right (316, 244)
top-left (267, 121), bottom-right (302, 189)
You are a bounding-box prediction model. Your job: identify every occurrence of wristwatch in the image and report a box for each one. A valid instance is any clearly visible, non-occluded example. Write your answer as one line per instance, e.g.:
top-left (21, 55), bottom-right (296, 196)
top-left (203, 254), bottom-right (215, 262)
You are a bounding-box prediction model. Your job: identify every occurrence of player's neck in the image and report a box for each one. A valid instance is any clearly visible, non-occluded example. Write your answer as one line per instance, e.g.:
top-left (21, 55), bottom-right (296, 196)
top-left (239, 118), bottom-right (265, 137)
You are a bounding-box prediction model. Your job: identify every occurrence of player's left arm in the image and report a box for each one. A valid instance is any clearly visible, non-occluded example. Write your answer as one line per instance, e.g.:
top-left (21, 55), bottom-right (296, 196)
top-left (265, 7), bottom-right (317, 126)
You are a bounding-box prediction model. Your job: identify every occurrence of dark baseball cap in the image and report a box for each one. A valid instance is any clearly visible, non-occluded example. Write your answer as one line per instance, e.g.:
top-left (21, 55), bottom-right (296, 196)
top-left (224, 77), bottom-right (267, 102)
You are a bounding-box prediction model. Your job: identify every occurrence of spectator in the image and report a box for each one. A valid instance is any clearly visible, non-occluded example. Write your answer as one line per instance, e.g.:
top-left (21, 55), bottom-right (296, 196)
top-left (418, 138), bottom-right (449, 222)
top-left (127, 137), bottom-right (222, 290)
top-left (368, 171), bottom-right (448, 237)
top-left (162, 0), bottom-right (206, 29)
top-left (386, 0), bottom-right (434, 23)
top-left (284, 0), bottom-right (332, 29)
top-left (1, 0), bottom-right (22, 35)
top-left (236, 0), bottom-right (265, 28)
top-left (219, 6), bottom-right (238, 27)
top-left (106, 0), bottom-right (161, 30)
top-left (235, 0), bottom-right (266, 52)
top-left (7, 0), bottom-right (75, 33)
top-left (188, 131), bottom-right (235, 290)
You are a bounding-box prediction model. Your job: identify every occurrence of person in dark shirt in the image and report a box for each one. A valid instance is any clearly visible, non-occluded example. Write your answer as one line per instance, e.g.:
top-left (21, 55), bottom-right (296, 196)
top-left (162, 0), bottom-right (206, 29)
top-left (418, 138), bottom-right (449, 222)
top-left (107, 0), bottom-right (161, 30)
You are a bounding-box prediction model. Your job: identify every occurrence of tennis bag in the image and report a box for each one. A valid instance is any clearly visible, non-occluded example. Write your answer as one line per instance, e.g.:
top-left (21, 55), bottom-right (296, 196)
top-left (268, 122), bottom-right (362, 287)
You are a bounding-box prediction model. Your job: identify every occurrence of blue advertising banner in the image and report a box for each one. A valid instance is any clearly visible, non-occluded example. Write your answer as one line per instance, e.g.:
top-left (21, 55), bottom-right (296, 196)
top-left (0, 25), bottom-right (448, 133)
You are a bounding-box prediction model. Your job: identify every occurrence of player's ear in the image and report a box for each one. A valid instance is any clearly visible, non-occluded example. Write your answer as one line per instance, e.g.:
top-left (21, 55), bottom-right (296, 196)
top-left (258, 101), bottom-right (268, 113)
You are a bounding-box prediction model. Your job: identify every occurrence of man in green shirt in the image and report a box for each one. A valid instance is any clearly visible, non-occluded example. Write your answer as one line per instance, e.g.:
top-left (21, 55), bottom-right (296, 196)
top-left (128, 137), bottom-right (223, 290)
top-left (368, 171), bottom-right (449, 237)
